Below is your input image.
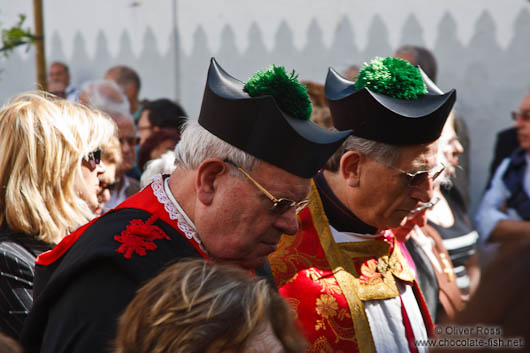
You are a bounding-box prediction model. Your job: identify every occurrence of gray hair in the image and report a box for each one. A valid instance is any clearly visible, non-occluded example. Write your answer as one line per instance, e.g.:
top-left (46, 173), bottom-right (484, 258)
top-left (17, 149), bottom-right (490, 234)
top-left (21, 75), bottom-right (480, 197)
top-left (140, 150), bottom-right (177, 188)
top-left (80, 79), bottom-right (130, 116)
top-left (174, 120), bottom-right (258, 175)
top-left (324, 134), bottom-right (401, 172)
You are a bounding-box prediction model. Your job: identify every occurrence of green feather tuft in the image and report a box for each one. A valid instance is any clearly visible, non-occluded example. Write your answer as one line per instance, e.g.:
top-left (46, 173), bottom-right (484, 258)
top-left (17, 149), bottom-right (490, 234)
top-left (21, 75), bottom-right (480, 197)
top-left (244, 65), bottom-right (312, 120)
top-left (354, 57), bottom-right (427, 100)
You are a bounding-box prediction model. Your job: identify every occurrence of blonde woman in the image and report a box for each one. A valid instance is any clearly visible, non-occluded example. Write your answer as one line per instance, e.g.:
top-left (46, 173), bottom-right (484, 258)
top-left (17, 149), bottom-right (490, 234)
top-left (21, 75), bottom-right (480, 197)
top-left (114, 259), bottom-right (307, 353)
top-left (0, 92), bottom-right (116, 339)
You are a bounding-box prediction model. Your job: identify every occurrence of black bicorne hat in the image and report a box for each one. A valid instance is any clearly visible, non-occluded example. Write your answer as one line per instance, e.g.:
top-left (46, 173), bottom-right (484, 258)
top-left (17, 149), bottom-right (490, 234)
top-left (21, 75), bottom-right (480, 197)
top-left (325, 66), bottom-right (456, 145)
top-left (198, 58), bottom-right (351, 178)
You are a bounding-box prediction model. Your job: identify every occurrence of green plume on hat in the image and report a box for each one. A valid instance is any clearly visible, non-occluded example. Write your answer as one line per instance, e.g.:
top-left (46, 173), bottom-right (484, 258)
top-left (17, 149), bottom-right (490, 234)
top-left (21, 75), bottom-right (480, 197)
top-left (244, 65), bottom-right (312, 120)
top-left (354, 57), bottom-right (427, 100)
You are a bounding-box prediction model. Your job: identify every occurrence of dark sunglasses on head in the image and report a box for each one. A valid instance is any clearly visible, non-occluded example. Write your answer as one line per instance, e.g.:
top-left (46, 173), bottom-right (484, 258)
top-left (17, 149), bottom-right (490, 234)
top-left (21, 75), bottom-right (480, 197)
top-left (99, 180), bottom-right (118, 192)
top-left (84, 148), bottom-right (101, 167)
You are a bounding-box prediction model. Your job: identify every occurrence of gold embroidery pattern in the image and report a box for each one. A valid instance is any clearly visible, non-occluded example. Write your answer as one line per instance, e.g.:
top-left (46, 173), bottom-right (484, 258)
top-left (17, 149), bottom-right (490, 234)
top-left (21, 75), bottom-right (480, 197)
top-left (309, 336), bottom-right (349, 353)
top-left (305, 268), bottom-right (343, 295)
top-left (269, 229), bottom-right (329, 288)
top-left (316, 294), bottom-right (338, 318)
top-left (314, 294), bottom-right (354, 342)
top-left (308, 183), bottom-right (376, 353)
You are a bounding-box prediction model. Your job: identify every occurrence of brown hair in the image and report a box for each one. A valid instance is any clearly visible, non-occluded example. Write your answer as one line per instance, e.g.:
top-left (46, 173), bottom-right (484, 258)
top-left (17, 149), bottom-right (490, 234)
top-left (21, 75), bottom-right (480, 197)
top-left (114, 259), bottom-right (306, 353)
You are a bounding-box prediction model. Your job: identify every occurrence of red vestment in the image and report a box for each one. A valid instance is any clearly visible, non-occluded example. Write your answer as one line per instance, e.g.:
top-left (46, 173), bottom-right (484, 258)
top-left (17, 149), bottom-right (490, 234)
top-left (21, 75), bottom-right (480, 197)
top-left (269, 183), bottom-right (434, 353)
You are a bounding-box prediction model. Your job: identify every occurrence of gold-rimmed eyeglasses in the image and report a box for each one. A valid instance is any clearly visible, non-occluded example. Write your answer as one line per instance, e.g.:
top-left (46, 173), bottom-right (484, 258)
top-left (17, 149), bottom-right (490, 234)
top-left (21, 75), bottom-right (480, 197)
top-left (388, 163), bottom-right (446, 187)
top-left (225, 160), bottom-right (310, 215)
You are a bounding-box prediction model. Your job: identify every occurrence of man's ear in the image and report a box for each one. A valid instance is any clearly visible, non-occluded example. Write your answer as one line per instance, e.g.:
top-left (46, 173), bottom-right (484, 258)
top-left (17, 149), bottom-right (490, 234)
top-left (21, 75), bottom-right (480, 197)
top-left (339, 151), bottom-right (362, 187)
top-left (196, 159), bottom-right (228, 206)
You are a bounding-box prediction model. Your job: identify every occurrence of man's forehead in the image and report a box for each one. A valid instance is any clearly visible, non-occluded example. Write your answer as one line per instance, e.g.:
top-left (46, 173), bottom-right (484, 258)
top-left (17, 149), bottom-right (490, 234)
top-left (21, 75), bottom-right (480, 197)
top-left (399, 141), bottom-right (438, 170)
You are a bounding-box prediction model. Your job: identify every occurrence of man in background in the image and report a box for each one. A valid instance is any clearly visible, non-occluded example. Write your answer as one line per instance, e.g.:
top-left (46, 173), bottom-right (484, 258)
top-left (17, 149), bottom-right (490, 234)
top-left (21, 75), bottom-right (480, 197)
top-left (47, 61), bottom-right (80, 101)
top-left (105, 65), bottom-right (143, 120)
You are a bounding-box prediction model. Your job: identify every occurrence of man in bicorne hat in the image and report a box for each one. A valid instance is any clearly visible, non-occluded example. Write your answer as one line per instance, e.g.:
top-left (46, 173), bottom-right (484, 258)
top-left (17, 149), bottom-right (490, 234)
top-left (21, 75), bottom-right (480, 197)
top-left (269, 57), bottom-right (456, 353)
top-left (21, 59), bottom-right (350, 353)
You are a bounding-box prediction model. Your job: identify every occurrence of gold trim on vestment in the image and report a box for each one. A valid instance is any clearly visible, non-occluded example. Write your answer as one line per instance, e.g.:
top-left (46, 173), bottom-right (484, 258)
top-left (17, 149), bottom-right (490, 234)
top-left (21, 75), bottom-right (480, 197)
top-left (308, 183), bottom-right (377, 353)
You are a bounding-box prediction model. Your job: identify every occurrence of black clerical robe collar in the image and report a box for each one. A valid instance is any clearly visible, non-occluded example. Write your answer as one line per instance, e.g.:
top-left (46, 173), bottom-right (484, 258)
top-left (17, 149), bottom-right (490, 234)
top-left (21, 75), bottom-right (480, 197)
top-left (314, 170), bottom-right (378, 235)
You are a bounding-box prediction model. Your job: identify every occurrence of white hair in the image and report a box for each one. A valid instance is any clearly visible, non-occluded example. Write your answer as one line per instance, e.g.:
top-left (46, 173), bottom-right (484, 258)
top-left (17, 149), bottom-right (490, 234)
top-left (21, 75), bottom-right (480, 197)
top-left (80, 79), bottom-right (130, 116)
top-left (325, 134), bottom-right (401, 172)
top-left (140, 150), bottom-right (177, 188)
top-left (174, 120), bottom-right (258, 175)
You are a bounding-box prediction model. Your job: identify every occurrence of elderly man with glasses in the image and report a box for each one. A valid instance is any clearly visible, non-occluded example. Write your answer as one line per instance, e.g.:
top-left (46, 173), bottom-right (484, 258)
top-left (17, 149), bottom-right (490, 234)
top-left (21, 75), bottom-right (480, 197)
top-left (475, 91), bottom-right (530, 248)
top-left (21, 58), bottom-right (350, 353)
top-left (269, 57), bottom-right (456, 353)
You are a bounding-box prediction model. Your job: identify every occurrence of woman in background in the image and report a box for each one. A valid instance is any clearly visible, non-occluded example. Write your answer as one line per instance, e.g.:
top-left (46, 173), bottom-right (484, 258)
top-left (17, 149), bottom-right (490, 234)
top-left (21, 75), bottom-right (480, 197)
top-left (426, 112), bottom-right (481, 298)
top-left (0, 92), bottom-right (116, 338)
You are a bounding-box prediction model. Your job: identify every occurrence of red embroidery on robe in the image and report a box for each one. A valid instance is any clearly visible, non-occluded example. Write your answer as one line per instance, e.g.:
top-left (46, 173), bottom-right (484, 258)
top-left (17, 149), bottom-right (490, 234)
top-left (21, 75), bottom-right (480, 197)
top-left (114, 215), bottom-right (170, 259)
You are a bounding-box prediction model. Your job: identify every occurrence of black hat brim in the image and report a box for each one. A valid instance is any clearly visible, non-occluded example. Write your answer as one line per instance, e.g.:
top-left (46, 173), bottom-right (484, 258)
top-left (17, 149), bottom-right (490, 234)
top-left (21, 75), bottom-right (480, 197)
top-left (326, 67), bottom-right (456, 145)
top-left (199, 58), bottom-right (351, 178)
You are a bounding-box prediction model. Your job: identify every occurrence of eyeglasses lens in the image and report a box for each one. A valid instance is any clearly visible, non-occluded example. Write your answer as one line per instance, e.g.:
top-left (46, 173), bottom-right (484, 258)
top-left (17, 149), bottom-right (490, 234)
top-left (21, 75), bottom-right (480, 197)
top-left (272, 199), bottom-right (295, 214)
top-left (408, 166), bottom-right (445, 186)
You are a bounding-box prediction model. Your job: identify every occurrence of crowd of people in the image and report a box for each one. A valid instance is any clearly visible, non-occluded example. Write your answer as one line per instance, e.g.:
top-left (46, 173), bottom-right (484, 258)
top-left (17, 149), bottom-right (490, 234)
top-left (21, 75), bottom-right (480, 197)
top-left (0, 45), bottom-right (528, 353)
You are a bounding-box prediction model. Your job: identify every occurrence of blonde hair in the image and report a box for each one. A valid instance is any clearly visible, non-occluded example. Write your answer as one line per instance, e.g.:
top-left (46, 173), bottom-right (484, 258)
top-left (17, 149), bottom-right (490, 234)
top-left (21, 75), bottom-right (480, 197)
top-left (115, 259), bottom-right (307, 353)
top-left (0, 92), bottom-right (116, 244)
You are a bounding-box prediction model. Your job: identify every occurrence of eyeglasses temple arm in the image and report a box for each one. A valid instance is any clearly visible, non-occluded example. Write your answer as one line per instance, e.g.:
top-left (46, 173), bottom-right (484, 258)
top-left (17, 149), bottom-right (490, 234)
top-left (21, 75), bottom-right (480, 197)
top-left (237, 167), bottom-right (278, 202)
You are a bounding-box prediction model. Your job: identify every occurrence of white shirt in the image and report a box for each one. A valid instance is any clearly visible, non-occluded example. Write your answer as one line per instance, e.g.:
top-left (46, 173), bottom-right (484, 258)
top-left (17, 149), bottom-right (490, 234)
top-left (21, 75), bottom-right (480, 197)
top-left (104, 177), bottom-right (131, 212)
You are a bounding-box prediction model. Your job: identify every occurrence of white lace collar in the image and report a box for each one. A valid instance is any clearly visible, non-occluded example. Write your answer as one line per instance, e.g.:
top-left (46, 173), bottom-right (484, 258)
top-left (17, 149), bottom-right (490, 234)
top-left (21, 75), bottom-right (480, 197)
top-left (150, 174), bottom-right (206, 253)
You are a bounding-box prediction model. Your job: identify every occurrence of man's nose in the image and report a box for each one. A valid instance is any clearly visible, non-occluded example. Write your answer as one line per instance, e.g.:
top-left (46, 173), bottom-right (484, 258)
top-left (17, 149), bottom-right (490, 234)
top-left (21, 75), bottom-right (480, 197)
top-left (275, 208), bottom-right (300, 236)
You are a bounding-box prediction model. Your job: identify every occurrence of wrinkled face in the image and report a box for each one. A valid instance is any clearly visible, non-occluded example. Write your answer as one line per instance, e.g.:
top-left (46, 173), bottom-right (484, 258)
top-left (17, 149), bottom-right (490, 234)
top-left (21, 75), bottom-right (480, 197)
top-left (49, 63), bottom-right (70, 86)
top-left (75, 158), bottom-right (106, 213)
top-left (515, 93), bottom-right (530, 152)
top-left (440, 121), bottom-right (464, 177)
top-left (137, 110), bottom-right (153, 145)
top-left (353, 142), bottom-right (439, 230)
top-left (195, 161), bottom-right (310, 269)
top-left (95, 162), bottom-right (117, 215)
top-left (117, 118), bottom-right (137, 173)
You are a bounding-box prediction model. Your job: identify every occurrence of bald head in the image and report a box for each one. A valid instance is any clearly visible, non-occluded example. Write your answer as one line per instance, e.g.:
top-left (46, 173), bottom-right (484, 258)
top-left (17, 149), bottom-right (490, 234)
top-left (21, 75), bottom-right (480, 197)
top-left (104, 66), bottom-right (141, 115)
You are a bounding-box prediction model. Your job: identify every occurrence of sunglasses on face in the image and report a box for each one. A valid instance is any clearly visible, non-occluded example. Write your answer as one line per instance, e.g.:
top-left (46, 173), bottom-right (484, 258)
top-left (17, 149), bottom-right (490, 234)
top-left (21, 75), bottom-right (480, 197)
top-left (99, 180), bottom-right (118, 192)
top-left (389, 163), bottom-right (446, 187)
top-left (84, 148), bottom-right (101, 168)
top-left (224, 160), bottom-right (310, 215)
top-left (512, 110), bottom-right (530, 122)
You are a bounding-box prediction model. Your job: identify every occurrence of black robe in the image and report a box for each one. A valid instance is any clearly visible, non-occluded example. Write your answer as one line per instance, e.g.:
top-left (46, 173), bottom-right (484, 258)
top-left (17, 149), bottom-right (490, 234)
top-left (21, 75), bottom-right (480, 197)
top-left (21, 175), bottom-right (274, 353)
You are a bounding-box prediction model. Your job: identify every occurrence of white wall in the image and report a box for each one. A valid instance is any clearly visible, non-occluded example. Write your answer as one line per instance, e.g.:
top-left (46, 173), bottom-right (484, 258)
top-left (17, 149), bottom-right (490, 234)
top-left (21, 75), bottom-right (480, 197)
top-left (1, 0), bottom-right (529, 215)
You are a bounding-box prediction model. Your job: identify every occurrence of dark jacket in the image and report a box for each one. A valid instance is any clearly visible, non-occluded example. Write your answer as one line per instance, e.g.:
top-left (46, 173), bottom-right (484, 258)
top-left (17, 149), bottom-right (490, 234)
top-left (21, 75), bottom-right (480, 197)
top-left (0, 228), bottom-right (49, 339)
